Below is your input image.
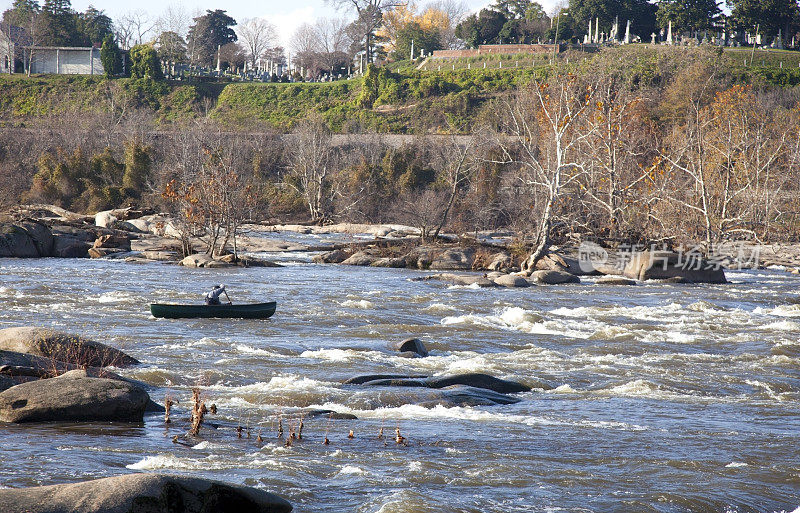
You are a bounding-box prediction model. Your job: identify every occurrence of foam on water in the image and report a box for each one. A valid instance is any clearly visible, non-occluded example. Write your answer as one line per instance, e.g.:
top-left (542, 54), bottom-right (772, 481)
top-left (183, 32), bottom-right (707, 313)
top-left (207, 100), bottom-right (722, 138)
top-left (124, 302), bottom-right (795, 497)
top-left (423, 302), bottom-right (458, 313)
top-left (340, 299), bottom-right (375, 309)
top-left (127, 454), bottom-right (197, 470)
top-left (757, 304), bottom-right (800, 318)
top-left (95, 291), bottom-right (136, 304)
top-left (336, 465), bottom-right (366, 475)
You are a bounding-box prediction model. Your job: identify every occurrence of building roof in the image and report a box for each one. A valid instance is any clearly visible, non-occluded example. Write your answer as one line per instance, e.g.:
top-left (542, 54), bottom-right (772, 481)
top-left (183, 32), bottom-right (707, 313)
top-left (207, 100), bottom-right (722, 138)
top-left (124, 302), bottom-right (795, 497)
top-left (22, 46), bottom-right (97, 51)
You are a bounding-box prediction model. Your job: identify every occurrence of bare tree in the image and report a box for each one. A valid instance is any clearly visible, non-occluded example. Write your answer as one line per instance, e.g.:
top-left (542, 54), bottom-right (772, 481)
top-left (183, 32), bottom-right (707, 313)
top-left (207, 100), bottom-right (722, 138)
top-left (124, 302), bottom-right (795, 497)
top-left (116, 10), bottom-right (155, 50)
top-left (154, 4), bottom-right (191, 39)
top-left (577, 75), bottom-right (656, 239)
top-left (315, 17), bottom-right (351, 73)
top-left (430, 133), bottom-right (478, 239)
top-left (425, 0), bottom-right (468, 49)
top-left (662, 83), bottom-right (792, 247)
top-left (496, 73), bottom-right (597, 270)
top-left (237, 17), bottom-right (277, 70)
top-left (329, 0), bottom-right (402, 63)
top-left (286, 113), bottom-right (337, 222)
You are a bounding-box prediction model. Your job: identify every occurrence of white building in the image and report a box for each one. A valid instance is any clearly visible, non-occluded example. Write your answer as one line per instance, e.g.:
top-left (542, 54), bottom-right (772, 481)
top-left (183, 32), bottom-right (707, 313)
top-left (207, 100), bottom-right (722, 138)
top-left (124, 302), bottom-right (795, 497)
top-left (25, 46), bottom-right (104, 75)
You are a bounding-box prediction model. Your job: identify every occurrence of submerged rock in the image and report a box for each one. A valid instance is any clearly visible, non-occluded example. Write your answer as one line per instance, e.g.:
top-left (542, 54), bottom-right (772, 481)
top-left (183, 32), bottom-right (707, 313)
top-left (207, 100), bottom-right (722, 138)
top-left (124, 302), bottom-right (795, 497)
top-left (0, 473), bottom-right (292, 513)
top-left (0, 327), bottom-right (139, 368)
top-left (596, 276), bottom-right (638, 285)
top-left (425, 373), bottom-right (532, 393)
top-left (0, 371), bottom-right (150, 423)
top-left (343, 374), bottom-right (428, 385)
top-left (418, 273), bottom-right (499, 287)
top-left (306, 409), bottom-right (358, 420)
top-left (394, 338), bottom-right (428, 357)
top-left (348, 372), bottom-right (533, 395)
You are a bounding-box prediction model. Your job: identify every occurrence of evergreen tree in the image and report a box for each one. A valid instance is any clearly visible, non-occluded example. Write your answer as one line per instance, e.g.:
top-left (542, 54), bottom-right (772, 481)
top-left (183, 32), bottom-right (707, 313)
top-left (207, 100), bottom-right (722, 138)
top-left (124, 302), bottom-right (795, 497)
top-left (394, 21), bottom-right (441, 59)
top-left (76, 6), bottom-right (113, 45)
top-left (100, 34), bottom-right (120, 77)
top-left (568, 0), bottom-right (657, 40)
top-left (129, 43), bottom-right (164, 80)
top-left (156, 31), bottom-right (188, 63)
top-left (728, 0), bottom-right (799, 39)
top-left (40, 0), bottom-right (78, 46)
top-left (656, 0), bottom-right (722, 33)
top-left (187, 10), bottom-right (237, 66)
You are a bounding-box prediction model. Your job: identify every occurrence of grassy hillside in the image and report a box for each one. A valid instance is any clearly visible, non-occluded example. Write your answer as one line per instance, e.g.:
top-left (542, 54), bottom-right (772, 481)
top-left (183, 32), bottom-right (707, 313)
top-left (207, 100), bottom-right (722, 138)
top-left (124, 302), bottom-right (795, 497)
top-left (1, 45), bottom-right (798, 132)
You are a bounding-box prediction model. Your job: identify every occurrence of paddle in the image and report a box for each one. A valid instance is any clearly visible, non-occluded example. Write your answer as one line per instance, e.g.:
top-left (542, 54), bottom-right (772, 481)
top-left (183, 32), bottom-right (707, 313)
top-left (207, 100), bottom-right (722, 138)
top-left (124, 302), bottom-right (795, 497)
top-left (223, 290), bottom-right (233, 305)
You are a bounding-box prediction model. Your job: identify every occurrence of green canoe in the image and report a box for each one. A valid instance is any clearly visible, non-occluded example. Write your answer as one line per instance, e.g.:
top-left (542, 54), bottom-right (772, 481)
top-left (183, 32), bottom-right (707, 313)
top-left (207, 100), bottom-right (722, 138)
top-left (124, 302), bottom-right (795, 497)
top-left (150, 301), bottom-right (276, 319)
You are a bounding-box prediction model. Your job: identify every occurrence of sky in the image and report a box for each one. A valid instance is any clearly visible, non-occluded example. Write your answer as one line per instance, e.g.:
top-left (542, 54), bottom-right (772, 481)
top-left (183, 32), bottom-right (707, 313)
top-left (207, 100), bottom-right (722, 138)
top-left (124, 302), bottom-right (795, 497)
top-left (0, 0), bottom-right (563, 52)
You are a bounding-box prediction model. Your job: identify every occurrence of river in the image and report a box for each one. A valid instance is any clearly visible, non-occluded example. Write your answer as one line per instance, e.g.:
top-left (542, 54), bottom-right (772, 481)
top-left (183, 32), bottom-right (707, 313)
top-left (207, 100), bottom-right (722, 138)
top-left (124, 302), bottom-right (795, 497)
top-left (1, 234), bottom-right (799, 513)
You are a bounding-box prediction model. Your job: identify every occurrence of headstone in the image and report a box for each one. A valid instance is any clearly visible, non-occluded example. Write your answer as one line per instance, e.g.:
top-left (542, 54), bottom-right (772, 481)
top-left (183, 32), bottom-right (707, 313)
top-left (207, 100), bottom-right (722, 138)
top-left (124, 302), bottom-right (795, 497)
top-left (651, 32), bottom-right (657, 45)
top-left (595, 18), bottom-right (600, 44)
top-left (667, 20), bottom-right (673, 45)
top-left (775, 30), bottom-right (784, 50)
top-left (624, 20), bottom-right (631, 44)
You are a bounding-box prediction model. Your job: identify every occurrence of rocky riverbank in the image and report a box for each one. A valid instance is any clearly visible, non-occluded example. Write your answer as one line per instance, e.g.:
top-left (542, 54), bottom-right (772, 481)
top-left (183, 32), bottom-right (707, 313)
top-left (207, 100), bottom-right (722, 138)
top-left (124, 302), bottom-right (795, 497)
top-left (3, 204), bottom-right (800, 283)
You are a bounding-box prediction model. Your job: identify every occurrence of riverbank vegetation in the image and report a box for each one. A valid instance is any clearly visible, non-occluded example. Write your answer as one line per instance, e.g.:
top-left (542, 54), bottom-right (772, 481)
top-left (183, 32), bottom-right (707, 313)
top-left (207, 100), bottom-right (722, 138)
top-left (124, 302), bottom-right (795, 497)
top-left (1, 45), bottom-right (799, 251)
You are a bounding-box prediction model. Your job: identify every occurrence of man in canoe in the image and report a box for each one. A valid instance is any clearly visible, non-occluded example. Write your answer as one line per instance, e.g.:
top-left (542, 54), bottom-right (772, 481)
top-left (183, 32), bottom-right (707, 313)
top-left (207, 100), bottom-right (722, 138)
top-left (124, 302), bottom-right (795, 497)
top-left (205, 284), bottom-right (230, 305)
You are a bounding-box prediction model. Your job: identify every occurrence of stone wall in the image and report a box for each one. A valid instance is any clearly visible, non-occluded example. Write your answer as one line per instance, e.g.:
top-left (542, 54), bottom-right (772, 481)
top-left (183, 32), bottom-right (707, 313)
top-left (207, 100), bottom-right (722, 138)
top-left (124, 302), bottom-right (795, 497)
top-left (27, 47), bottom-right (104, 75)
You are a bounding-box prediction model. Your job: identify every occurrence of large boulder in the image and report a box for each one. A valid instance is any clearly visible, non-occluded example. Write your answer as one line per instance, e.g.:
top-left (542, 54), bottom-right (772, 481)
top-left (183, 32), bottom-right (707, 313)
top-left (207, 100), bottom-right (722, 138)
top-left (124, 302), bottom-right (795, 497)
top-left (0, 473), bottom-right (292, 513)
top-left (429, 248), bottom-right (475, 270)
top-left (371, 257), bottom-right (406, 268)
top-left (341, 251), bottom-right (379, 266)
top-left (93, 234), bottom-right (132, 251)
top-left (622, 250), bottom-right (727, 284)
top-left (180, 254), bottom-right (224, 268)
top-left (530, 270), bottom-right (581, 285)
top-left (0, 371), bottom-right (150, 423)
top-left (52, 234), bottom-right (90, 258)
top-left (20, 221), bottom-right (54, 256)
top-left (526, 252), bottom-right (593, 275)
top-left (0, 222), bottom-right (55, 258)
top-left (486, 251), bottom-right (513, 272)
top-left (492, 274), bottom-right (530, 288)
top-left (312, 249), bottom-right (349, 264)
top-left (0, 327), bottom-right (139, 368)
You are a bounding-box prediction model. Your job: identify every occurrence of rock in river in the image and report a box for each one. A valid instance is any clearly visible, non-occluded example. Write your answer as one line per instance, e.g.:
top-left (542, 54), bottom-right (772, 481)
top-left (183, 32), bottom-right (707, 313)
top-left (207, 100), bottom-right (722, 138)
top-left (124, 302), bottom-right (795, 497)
top-left (530, 270), bottom-right (581, 285)
top-left (622, 250), bottom-right (726, 284)
top-left (394, 337), bottom-right (429, 357)
top-left (347, 372), bottom-right (533, 394)
top-left (0, 473), bottom-right (292, 513)
top-left (0, 370), bottom-right (150, 423)
top-left (0, 327), bottom-right (139, 368)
